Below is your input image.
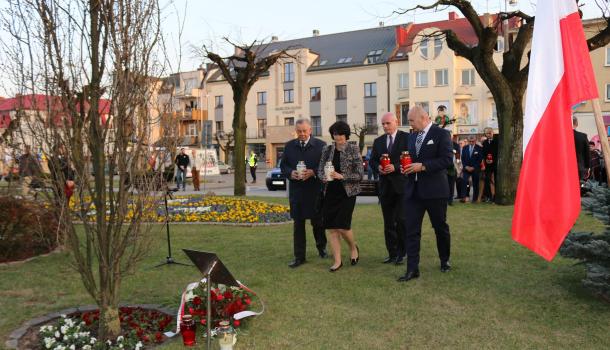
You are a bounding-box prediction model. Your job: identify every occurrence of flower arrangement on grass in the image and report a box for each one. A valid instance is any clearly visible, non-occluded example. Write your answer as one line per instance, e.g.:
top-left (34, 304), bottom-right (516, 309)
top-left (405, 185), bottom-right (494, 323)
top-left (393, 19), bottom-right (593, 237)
top-left (181, 280), bottom-right (256, 332)
top-left (69, 195), bottom-right (291, 224)
top-left (38, 307), bottom-right (173, 349)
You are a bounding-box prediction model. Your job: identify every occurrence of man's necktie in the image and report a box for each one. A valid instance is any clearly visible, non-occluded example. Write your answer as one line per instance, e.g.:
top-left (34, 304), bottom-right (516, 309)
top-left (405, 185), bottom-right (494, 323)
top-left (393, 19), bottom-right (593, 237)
top-left (300, 141), bottom-right (305, 151)
top-left (415, 131), bottom-right (424, 156)
top-left (388, 135), bottom-right (394, 152)
top-left (469, 145), bottom-right (473, 156)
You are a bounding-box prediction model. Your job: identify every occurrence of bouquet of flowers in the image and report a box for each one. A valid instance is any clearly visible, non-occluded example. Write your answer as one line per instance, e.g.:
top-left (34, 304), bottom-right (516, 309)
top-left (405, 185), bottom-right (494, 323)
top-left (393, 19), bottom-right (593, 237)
top-left (179, 279), bottom-right (258, 332)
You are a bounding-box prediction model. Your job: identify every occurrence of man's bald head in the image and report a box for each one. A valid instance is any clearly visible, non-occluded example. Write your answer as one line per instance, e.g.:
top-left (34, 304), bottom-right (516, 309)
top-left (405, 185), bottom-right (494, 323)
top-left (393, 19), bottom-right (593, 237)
top-left (408, 105), bottom-right (431, 132)
top-left (381, 112), bottom-right (398, 135)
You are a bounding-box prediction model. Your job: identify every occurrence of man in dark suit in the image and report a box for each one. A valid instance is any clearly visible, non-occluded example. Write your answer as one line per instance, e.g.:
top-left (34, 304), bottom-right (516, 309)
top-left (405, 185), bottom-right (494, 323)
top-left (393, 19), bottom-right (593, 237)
top-left (460, 135), bottom-right (483, 203)
top-left (281, 119), bottom-right (328, 268)
top-left (369, 112), bottom-right (410, 264)
top-left (481, 127), bottom-right (498, 202)
top-left (573, 117), bottom-right (590, 181)
top-left (398, 106), bottom-right (453, 282)
top-left (447, 137), bottom-right (460, 205)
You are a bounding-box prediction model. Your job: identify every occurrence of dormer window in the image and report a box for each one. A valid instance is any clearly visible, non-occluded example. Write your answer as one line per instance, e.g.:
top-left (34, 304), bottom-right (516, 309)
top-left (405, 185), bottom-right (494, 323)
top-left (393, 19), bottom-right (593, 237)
top-left (419, 37), bottom-right (429, 59)
top-left (337, 57), bottom-right (352, 64)
top-left (434, 37), bottom-right (443, 58)
top-left (367, 49), bottom-right (383, 64)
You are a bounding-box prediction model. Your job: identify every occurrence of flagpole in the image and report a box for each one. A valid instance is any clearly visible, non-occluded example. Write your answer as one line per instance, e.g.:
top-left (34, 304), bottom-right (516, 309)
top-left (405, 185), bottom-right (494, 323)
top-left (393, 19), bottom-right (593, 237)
top-left (591, 98), bottom-right (610, 184)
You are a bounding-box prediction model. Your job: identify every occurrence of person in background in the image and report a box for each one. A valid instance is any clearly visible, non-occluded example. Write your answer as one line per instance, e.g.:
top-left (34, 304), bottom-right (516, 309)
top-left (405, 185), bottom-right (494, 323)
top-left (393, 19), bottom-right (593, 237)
top-left (248, 151), bottom-right (258, 183)
top-left (18, 145), bottom-right (41, 197)
top-left (589, 141), bottom-right (603, 183)
top-left (481, 127), bottom-right (498, 203)
top-left (191, 150), bottom-right (200, 191)
top-left (318, 121), bottom-right (363, 272)
top-left (281, 119), bottom-right (328, 268)
top-left (460, 136), bottom-right (483, 203)
top-left (365, 148), bottom-right (379, 180)
top-left (572, 117), bottom-right (590, 181)
top-left (175, 148), bottom-right (190, 191)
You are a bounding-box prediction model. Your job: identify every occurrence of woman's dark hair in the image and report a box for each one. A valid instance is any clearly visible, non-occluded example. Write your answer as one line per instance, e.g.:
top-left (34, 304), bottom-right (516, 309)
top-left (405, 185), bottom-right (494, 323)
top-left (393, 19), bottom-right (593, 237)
top-left (328, 121), bottom-right (351, 140)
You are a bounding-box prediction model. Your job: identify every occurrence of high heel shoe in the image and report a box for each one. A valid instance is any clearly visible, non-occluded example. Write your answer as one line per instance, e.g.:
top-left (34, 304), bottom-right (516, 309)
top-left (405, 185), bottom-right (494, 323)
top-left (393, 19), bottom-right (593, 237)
top-left (351, 245), bottom-right (360, 266)
top-left (329, 262), bottom-right (343, 272)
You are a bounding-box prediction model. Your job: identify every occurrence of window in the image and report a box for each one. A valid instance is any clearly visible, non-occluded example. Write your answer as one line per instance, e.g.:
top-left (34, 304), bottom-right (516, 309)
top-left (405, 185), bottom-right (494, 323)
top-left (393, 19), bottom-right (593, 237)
top-left (215, 121), bottom-right (224, 133)
top-left (284, 62), bottom-right (294, 82)
top-left (495, 38), bottom-right (505, 53)
top-left (257, 119), bottom-right (266, 138)
top-left (401, 103), bottom-right (410, 126)
top-left (415, 70), bottom-right (428, 87)
top-left (336, 85), bottom-right (347, 100)
top-left (606, 47), bottom-right (610, 66)
top-left (416, 102), bottom-right (429, 115)
top-left (398, 73), bottom-right (409, 90)
top-left (435, 69), bottom-right (449, 86)
top-left (337, 57), bottom-right (353, 64)
top-left (310, 87), bottom-right (321, 101)
top-left (461, 69), bottom-right (476, 86)
top-left (336, 114), bottom-right (347, 123)
top-left (434, 37), bottom-right (443, 57)
top-left (365, 113), bottom-right (378, 134)
top-left (367, 49), bottom-right (383, 63)
top-left (187, 123), bottom-right (197, 136)
top-left (215, 96), bottom-right (223, 108)
top-left (606, 84), bottom-right (610, 102)
top-left (284, 117), bottom-right (294, 126)
top-left (319, 60), bottom-right (328, 66)
top-left (257, 91), bottom-right (267, 105)
top-left (311, 116), bottom-right (322, 136)
top-left (419, 37), bottom-right (429, 59)
top-left (364, 82), bottom-right (377, 97)
top-left (284, 89), bottom-right (294, 103)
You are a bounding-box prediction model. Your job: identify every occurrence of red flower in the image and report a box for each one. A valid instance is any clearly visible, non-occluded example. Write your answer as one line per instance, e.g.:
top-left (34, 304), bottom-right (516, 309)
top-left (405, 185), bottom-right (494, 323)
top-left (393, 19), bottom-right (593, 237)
top-left (223, 291), bottom-right (233, 299)
top-left (188, 307), bottom-right (195, 315)
top-left (244, 298), bottom-right (251, 305)
top-left (141, 335), bottom-right (150, 343)
top-left (193, 296), bottom-right (202, 306)
top-left (200, 318), bottom-right (206, 325)
top-left (216, 294), bottom-right (224, 301)
top-left (155, 331), bottom-right (163, 343)
top-left (233, 320), bottom-right (240, 327)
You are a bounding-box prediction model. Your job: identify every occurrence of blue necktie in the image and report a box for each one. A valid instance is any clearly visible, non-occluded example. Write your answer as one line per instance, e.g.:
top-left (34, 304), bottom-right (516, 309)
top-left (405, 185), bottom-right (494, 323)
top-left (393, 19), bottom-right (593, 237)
top-left (415, 131), bottom-right (424, 156)
top-left (388, 135), bottom-right (393, 152)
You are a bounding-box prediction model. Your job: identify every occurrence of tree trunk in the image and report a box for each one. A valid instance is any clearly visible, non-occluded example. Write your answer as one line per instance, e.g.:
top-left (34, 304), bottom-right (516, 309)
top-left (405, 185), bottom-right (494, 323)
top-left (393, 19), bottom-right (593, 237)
top-left (232, 90), bottom-right (248, 196)
top-left (495, 94), bottom-right (524, 205)
top-left (98, 302), bottom-right (120, 341)
top-left (359, 132), bottom-right (365, 153)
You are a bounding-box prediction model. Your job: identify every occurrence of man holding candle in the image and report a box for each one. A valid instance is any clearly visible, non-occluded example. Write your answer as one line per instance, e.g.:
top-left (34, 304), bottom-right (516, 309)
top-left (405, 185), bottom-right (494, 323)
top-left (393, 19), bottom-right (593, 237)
top-left (369, 112), bottom-right (410, 265)
top-left (280, 118), bottom-right (328, 268)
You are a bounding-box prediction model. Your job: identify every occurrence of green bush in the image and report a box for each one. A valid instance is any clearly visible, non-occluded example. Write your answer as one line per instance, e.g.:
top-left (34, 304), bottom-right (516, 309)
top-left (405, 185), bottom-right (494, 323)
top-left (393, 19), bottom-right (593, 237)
top-left (0, 195), bottom-right (60, 263)
top-left (560, 183), bottom-right (610, 302)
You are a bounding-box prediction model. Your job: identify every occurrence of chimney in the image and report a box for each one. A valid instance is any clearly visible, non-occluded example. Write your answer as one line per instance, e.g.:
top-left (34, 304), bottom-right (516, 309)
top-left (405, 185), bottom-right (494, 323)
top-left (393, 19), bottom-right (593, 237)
top-left (271, 35), bottom-right (279, 42)
top-left (448, 11), bottom-right (458, 20)
top-left (313, 29), bottom-right (320, 37)
top-left (379, 21), bottom-right (384, 27)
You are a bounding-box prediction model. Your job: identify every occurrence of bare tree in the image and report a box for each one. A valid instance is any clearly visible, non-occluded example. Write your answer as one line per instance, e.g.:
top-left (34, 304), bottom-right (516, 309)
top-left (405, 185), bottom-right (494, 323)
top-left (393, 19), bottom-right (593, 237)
top-left (200, 39), bottom-right (294, 195)
top-left (352, 123), bottom-right (371, 154)
top-left (215, 130), bottom-right (235, 164)
top-left (395, 0), bottom-right (610, 204)
top-left (1, 0), bottom-right (169, 340)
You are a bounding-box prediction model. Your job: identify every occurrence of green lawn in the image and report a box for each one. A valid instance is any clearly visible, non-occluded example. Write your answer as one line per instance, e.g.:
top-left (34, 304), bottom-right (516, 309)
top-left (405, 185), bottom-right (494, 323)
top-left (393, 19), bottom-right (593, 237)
top-left (1, 198), bottom-right (609, 349)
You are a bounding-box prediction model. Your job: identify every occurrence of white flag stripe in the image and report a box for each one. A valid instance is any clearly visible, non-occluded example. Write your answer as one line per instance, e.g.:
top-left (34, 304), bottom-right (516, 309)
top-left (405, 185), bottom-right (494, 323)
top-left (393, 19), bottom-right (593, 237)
top-left (522, 0), bottom-right (579, 152)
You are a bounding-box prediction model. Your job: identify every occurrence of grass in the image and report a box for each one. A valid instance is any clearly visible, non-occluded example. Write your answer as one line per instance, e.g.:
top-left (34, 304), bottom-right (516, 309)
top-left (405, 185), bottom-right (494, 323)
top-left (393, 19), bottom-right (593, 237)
top-left (0, 198), bottom-right (609, 349)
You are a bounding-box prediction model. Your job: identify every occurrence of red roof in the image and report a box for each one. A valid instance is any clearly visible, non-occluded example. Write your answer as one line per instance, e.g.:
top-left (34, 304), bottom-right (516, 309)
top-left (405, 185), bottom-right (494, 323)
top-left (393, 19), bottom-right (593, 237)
top-left (393, 12), bottom-right (520, 57)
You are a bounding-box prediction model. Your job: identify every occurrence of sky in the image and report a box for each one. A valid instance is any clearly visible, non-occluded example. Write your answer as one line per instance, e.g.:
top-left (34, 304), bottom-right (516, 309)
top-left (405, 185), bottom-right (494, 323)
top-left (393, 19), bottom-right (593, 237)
top-left (0, 0), bottom-right (607, 95)
top-left (160, 0), bottom-right (608, 72)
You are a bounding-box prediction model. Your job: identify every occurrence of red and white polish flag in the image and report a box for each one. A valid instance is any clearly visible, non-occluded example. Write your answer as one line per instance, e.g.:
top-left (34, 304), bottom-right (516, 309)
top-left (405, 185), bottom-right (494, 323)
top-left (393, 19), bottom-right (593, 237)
top-left (511, 0), bottom-right (598, 261)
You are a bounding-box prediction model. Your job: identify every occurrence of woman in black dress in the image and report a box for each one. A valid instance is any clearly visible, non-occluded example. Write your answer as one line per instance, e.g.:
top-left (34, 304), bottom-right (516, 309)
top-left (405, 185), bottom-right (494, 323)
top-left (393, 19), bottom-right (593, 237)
top-left (317, 121), bottom-right (364, 272)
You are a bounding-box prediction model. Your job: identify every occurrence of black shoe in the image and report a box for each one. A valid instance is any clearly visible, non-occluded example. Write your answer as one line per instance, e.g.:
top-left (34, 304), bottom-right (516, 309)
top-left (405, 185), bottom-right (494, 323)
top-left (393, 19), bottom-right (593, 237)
top-left (318, 249), bottom-right (329, 259)
top-left (440, 262), bottom-right (452, 273)
top-left (382, 256), bottom-right (396, 264)
top-left (288, 259), bottom-right (306, 268)
top-left (350, 245), bottom-right (360, 266)
top-left (329, 262), bottom-right (343, 272)
top-left (394, 256), bottom-right (405, 265)
top-left (397, 270), bottom-right (420, 282)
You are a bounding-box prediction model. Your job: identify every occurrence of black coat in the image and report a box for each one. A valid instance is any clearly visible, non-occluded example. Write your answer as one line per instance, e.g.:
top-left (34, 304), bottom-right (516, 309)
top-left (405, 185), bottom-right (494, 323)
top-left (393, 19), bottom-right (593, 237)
top-left (481, 138), bottom-right (498, 171)
top-left (280, 137), bottom-right (326, 220)
top-left (369, 130), bottom-right (410, 196)
top-left (573, 130), bottom-right (590, 179)
top-left (404, 124), bottom-right (453, 200)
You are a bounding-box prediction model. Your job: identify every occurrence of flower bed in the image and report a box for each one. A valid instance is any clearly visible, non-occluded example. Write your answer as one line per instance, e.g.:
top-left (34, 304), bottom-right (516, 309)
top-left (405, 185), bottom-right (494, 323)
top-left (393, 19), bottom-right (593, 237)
top-left (31, 306), bottom-right (174, 349)
top-left (70, 196), bottom-right (291, 224)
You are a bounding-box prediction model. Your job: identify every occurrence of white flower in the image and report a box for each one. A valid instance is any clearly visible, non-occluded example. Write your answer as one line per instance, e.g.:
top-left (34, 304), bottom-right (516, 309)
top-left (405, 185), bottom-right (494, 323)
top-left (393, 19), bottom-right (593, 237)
top-left (116, 335), bottom-right (124, 342)
top-left (60, 325), bottom-right (68, 335)
top-left (60, 314), bottom-right (67, 319)
top-left (69, 345), bottom-right (75, 350)
top-left (106, 340), bottom-right (112, 345)
top-left (119, 344), bottom-right (124, 349)
top-left (83, 346), bottom-right (92, 350)
top-left (135, 341), bottom-right (144, 350)
top-left (90, 337), bottom-right (97, 344)
top-left (54, 331), bottom-right (60, 338)
top-left (44, 337), bottom-right (56, 349)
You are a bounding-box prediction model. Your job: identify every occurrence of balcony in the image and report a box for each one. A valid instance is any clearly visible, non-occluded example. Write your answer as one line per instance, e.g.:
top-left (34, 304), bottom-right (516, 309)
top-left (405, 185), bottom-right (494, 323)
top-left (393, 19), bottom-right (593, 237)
top-left (177, 108), bottom-right (207, 121)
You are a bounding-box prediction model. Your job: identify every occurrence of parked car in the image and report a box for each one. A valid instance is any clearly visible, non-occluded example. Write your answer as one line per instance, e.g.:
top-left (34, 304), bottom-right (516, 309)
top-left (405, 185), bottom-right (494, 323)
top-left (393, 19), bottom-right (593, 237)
top-left (218, 160), bottom-right (233, 174)
top-left (265, 160), bottom-right (286, 191)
